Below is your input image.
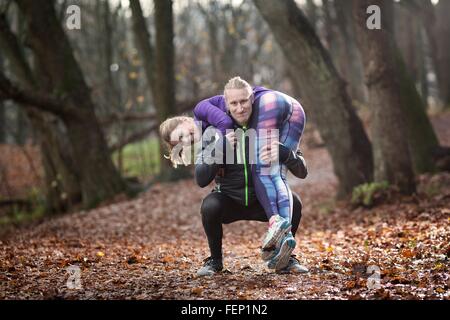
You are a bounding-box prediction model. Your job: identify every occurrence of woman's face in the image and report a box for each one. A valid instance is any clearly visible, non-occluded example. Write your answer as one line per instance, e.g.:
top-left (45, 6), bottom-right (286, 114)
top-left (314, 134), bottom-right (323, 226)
top-left (169, 120), bottom-right (196, 146)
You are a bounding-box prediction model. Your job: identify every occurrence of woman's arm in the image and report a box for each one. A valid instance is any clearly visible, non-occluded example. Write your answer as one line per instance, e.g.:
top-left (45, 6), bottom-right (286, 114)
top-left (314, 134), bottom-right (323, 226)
top-left (194, 128), bottom-right (224, 187)
top-left (193, 96), bottom-right (234, 135)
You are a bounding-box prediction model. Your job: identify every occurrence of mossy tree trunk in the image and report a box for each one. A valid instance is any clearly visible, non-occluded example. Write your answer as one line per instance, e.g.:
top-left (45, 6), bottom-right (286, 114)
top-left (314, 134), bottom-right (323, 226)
top-left (253, 0), bottom-right (374, 198)
top-left (0, 11), bottom-right (81, 212)
top-left (14, 0), bottom-right (127, 208)
top-left (352, 0), bottom-right (415, 194)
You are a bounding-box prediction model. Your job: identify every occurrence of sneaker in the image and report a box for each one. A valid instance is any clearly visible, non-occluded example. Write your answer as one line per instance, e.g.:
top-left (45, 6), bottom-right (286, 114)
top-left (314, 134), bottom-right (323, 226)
top-left (261, 247), bottom-right (277, 261)
top-left (276, 256), bottom-right (309, 274)
top-left (267, 233), bottom-right (296, 271)
top-left (196, 257), bottom-right (223, 277)
top-left (261, 231), bottom-right (293, 261)
top-left (261, 215), bottom-right (291, 251)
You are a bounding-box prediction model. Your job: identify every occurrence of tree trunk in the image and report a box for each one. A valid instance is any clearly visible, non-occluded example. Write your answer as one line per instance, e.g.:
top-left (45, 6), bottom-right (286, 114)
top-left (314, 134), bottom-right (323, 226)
top-left (396, 51), bottom-right (440, 173)
top-left (102, 0), bottom-right (119, 109)
top-left (27, 110), bottom-right (82, 212)
top-left (220, 6), bottom-right (239, 82)
top-left (395, 4), bottom-right (420, 83)
top-left (253, 0), bottom-right (373, 198)
top-left (412, 0), bottom-right (450, 107)
top-left (0, 55), bottom-right (5, 144)
top-left (197, 1), bottom-right (221, 86)
top-left (352, 0), bottom-right (415, 194)
top-left (0, 102), bottom-right (4, 143)
top-left (435, 0), bottom-right (450, 106)
top-left (305, 0), bottom-right (318, 31)
top-left (15, 0), bottom-right (127, 208)
top-left (129, 0), bottom-right (156, 94)
top-left (322, 0), bottom-right (340, 60)
top-left (334, 0), bottom-right (367, 104)
top-left (15, 107), bottom-right (27, 145)
top-left (0, 11), bottom-right (81, 212)
top-left (154, 0), bottom-right (189, 180)
top-left (390, 1), bottom-right (440, 173)
top-left (395, 2), bottom-right (431, 103)
top-left (391, 2), bottom-right (443, 173)
top-left (130, 0), bottom-right (185, 179)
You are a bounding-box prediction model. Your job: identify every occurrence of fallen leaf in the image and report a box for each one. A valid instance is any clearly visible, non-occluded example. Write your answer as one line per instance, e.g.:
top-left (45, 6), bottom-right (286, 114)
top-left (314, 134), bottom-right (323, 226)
top-left (401, 249), bottom-right (415, 258)
top-left (191, 287), bottom-right (203, 295)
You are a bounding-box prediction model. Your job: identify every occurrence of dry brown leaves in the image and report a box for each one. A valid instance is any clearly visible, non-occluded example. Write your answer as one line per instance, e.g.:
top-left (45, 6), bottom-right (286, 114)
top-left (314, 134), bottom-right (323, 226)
top-left (0, 144), bottom-right (43, 200)
top-left (0, 113), bottom-right (449, 300)
top-left (0, 160), bottom-right (448, 299)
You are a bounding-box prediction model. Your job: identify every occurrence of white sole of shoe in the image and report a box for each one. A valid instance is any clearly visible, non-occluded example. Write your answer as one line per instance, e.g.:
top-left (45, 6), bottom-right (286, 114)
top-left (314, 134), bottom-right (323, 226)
top-left (261, 220), bottom-right (291, 250)
top-left (268, 237), bottom-right (296, 270)
top-left (261, 229), bottom-right (291, 261)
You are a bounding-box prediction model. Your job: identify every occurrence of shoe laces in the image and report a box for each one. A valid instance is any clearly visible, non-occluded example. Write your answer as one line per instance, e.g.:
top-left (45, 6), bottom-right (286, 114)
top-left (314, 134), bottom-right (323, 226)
top-left (289, 255), bottom-right (300, 264)
top-left (203, 256), bottom-right (220, 266)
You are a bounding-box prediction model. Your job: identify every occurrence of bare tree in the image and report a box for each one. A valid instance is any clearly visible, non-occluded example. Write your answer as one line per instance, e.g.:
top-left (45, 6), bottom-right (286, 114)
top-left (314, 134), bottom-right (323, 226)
top-left (130, 0), bottom-right (156, 95)
top-left (154, 0), bottom-right (176, 120)
top-left (0, 11), bottom-right (81, 212)
top-left (0, 54), bottom-right (5, 144)
top-left (130, 0), bottom-right (190, 179)
top-left (253, 0), bottom-right (373, 198)
top-left (305, 0), bottom-right (318, 31)
top-left (352, 0), bottom-right (415, 194)
top-left (0, 0), bottom-right (127, 208)
top-left (406, 0), bottom-right (450, 108)
top-left (434, 0), bottom-right (450, 107)
top-left (386, 1), bottom-right (440, 173)
top-left (334, 0), bottom-right (367, 104)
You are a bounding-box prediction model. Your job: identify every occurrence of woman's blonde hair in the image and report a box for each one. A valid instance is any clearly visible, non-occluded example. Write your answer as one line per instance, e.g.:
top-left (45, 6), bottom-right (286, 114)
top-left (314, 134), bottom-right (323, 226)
top-left (159, 116), bottom-right (193, 168)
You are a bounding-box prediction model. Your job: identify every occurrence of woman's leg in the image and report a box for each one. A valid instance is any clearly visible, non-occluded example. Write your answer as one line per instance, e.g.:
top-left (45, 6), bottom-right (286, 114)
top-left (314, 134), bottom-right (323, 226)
top-left (275, 94), bottom-right (306, 219)
top-left (252, 92), bottom-right (287, 218)
top-left (252, 91), bottom-right (305, 221)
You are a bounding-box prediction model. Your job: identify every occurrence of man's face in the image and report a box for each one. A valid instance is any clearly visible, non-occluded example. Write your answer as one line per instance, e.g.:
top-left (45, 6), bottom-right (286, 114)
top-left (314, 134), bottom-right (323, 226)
top-left (225, 88), bottom-right (253, 126)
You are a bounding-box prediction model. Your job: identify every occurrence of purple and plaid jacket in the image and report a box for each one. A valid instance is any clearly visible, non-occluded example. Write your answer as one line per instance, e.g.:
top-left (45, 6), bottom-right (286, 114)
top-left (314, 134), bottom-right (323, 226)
top-left (193, 86), bottom-right (272, 134)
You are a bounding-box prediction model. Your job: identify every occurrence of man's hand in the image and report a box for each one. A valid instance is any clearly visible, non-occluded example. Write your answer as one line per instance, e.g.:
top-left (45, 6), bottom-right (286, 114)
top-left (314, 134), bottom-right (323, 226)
top-left (225, 131), bottom-right (236, 147)
top-left (260, 141), bottom-right (280, 164)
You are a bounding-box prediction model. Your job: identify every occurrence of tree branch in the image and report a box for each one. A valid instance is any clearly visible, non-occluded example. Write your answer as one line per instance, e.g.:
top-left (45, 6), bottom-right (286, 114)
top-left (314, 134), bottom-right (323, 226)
top-left (100, 112), bottom-right (156, 127)
top-left (0, 12), bottom-right (36, 87)
top-left (0, 71), bottom-right (71, 118)
top-left (99, 95), bottom-right (204, 127)
top-left (104, 95), bottom-right (210, 150)
top-left (109, 123), bottom-right (159, 153)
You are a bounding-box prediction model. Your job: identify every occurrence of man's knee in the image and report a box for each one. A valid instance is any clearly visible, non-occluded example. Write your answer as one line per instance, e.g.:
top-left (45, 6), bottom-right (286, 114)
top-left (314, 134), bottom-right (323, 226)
top-left (200, 193), bottom-right (223, 224)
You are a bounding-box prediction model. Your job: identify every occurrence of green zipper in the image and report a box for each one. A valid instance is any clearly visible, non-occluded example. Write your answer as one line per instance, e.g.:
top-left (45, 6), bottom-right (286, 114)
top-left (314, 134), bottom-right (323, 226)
top-left (242, 126), bottom-right (248, 206)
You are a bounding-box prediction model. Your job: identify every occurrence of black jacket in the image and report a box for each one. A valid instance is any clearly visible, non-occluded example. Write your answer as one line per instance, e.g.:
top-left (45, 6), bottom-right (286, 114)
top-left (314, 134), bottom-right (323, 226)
top-left (195, 125), bottom-right (307, 206)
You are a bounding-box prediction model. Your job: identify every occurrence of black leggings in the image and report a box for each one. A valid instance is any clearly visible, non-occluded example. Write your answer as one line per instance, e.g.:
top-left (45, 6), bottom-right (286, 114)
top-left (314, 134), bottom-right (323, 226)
top-left (200, 191), bottom-right (302, 259)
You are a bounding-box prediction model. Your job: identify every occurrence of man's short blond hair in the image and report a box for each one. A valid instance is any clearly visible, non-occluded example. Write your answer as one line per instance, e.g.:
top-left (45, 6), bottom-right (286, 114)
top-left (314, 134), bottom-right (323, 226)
top-left (224, 76), bottom-right (252, 96)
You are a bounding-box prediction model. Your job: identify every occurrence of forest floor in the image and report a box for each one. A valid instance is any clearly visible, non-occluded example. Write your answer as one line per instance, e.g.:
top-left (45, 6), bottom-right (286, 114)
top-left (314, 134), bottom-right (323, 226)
top-left (0, 112), bottom-right (449, 300)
